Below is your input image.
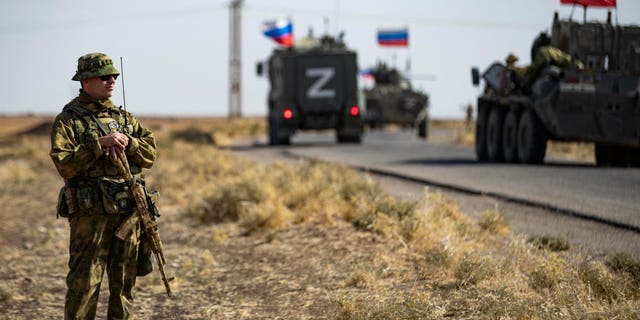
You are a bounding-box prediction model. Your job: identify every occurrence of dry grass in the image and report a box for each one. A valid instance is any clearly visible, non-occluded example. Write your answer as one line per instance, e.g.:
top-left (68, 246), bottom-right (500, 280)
top-left (0, 116), bottom-right (638, 319)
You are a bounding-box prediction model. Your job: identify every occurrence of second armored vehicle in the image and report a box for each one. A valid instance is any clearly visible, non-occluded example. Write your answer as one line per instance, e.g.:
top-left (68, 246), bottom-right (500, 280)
top-left (257, 35), bottom-right (363, 145)
top-left (472, 12), bottom-right (640, 166)
top-left (364, 63), bottom-right (430, 139)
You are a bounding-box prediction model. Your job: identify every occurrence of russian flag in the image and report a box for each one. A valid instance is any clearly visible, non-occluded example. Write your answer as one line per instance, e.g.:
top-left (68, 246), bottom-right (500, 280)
top-left (359, 69), bottom-right (374, 79)
top-left (377, 28), bottom-right (408, 47)
top-left (560, 0), bottom-right (616, 7)
top-left (263, 18), bottom-right (293, 47)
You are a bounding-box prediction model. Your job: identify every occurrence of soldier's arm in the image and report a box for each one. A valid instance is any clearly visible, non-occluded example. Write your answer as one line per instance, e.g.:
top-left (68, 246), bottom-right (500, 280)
top-left (124, 115), bottom-right (156, 169)
top-left (49, 114), bottom-right (103, 179)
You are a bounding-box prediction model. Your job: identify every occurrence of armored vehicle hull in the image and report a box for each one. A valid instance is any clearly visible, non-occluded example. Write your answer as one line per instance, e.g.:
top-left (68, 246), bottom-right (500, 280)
top-left (363, 64), bottom-right (429, 138)
top-left (473, 13), bottom-right (640, 166)
top-left (261, 40), bottom-right (363, 145)
top-left (365, 85), bottom-right (429, 137)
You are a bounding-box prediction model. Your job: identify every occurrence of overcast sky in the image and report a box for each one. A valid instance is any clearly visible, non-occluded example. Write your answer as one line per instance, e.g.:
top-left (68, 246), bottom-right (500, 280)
top-left (1, 0), bottom-right (639, 119)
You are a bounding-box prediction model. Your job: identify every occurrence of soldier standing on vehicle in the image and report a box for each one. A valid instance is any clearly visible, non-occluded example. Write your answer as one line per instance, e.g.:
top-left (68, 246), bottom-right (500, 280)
top-left (505, 53), bottom-right (518, 69)
top-left (504, 53), bottom-right (527, 92)
top-left (523, 46), bottom-right (576, 89)
top-left (50, 53), bottom-right (157, 320)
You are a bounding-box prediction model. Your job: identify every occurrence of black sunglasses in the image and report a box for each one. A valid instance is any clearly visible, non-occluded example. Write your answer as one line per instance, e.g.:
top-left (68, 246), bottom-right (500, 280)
top-left (99, 74), bottom-right (119, 81)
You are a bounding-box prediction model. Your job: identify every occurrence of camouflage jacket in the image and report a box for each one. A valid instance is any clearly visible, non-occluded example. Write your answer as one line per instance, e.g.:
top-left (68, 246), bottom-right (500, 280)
top-left (50, 91), bottom-right (156, 183)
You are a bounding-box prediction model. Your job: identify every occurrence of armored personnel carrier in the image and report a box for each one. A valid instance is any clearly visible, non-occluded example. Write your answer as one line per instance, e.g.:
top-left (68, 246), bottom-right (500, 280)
top-left (257, 34), bottom-right (363, 145)
top-left (472, 12), bottom-right (640, 166)
top-left (364, 63), bottom-right (430, 138)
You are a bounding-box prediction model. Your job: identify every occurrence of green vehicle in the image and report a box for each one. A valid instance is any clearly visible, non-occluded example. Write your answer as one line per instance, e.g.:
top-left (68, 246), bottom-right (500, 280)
top-left (364, 63), bottom-right (430, 139)
top-left (257, 35), bottom-right (363, 145)
top-left (472, 12), bottom-right (640, 166)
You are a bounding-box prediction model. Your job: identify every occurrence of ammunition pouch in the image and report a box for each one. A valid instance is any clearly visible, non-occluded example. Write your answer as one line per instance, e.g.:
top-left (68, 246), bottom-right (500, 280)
top-left (137, 231), bottom-right (154, 276)
top-left (146, 189), bottom-right (161, 218)
top-left (137, 189), bottom-right (160, 277)
top-left (56, 186), bottom-right (68, 218)
top-left (56, 185), bottom-right (79, 219)
top-left (99, 177), bottom-right (135, 214)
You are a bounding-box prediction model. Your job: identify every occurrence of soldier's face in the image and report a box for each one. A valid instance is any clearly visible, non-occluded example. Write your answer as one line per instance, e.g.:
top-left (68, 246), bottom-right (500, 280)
top-left (82, 75), bottom-right (116, 100)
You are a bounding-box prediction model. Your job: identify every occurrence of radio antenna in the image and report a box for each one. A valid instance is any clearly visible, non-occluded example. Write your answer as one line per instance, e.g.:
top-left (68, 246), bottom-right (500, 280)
top-left (119, 57), bottom-right (127, 112)
top-left (119, 57), bottom-right (129, 131)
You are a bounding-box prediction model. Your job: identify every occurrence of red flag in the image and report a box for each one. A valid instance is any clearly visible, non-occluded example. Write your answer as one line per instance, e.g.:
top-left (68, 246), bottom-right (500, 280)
top-left (560, 0), bottom-right (616, 7)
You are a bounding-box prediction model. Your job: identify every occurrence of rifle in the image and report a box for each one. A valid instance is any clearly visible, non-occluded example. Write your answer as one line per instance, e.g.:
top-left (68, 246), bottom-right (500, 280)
top-left (112, 149), bottom-right (173, 296)
top-left (111, 57), bottom-right (172, 296)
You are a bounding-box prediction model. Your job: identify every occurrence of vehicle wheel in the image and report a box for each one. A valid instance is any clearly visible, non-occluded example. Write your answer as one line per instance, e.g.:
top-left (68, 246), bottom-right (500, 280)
top-left (595, 144), bottom-right (640, 167)
top-left (629, 148), bottom-right (640, 167)
top-left (502, 109), bottom-right (519, 163)
top-left (475, 105), bottom-right (490, 161)
top-left (486, 107), bottom-right (506, 162)
top-left (268, 117), bottom-right (290, 145)
top-left (517, 110), bottom-right (547, 164)
top-left (337, 132), bottom-right (362, 143)
top-left (417, 116), bottom-right (428, 139)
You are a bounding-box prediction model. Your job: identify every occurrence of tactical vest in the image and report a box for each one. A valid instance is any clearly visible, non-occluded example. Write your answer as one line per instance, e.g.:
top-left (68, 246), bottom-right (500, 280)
top-left (62, 100), bottom-right (142, 215)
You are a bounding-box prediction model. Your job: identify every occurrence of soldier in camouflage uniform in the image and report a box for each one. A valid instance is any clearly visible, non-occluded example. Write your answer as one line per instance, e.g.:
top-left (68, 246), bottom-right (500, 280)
top-left (50, 53), bottom-right (157, 320)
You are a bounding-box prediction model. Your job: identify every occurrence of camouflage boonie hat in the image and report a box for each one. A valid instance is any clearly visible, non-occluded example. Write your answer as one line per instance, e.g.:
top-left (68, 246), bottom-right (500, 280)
top-left (72, 53), bottom-right (120, 81)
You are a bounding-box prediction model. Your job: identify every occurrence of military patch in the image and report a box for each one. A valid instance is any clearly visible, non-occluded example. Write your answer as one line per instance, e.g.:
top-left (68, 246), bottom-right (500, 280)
top-left (108, 120), bottom-right (120, 133)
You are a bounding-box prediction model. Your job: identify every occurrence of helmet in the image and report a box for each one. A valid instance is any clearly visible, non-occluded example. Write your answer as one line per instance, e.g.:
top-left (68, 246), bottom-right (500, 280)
top-left (72, 53), bottom-right (120, 81)
top-left (506, 53), bottom-right (518, 64)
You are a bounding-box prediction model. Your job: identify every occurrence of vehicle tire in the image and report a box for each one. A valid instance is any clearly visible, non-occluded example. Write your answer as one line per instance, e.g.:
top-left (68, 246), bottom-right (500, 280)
top-left (417, 115), bottom-right (428, 139)
top-left (517, 110), bottom-right (547, 164)
top-left (486, 107), bottom-right (506, 162)
top-left (268, 116), bottom-right (290, 145)
top-left (595, 144), bottom-right (640, 167)
top-left (475, 105), bottom-right (490, 161)
top-left (502, 109), bottom-right (519, 163)
top-left (337, 132), bottom-right (362, 143)
top-left (629, 148), bottom-right (640, 167)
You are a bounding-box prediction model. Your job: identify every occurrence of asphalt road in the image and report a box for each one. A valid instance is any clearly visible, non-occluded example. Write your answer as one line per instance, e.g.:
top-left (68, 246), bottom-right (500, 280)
top-left (229, 129), bottom-right (640, 256)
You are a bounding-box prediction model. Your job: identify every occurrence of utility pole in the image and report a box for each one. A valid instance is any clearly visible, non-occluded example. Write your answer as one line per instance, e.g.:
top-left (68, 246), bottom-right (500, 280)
top-left (228, 0), bottom-right (243, 119)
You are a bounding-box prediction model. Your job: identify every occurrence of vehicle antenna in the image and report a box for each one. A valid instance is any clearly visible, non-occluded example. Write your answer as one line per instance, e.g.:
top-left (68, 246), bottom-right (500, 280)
top-left (120, 57), bottom-right (127, 112)
top-left (119, 57), bottom-right (129, 130)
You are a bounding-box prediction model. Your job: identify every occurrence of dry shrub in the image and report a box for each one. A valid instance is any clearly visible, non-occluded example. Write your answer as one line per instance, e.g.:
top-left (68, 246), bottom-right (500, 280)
top-left (351, 195), bottom-right (414, 234)
top-left (477, 210), bottom-right (509, 235)
top-left (335, 293), bottom-right (438, 320)
top-left (414, 244), bottom-right (452, 281)
top-left (529, 254), bottom-right (567, 291)
top-left (528, 234), bottom-right (570, 251)
top-left (578, 260), bottom-right (619, 301)
top-left (454, 253), bottom-right (495, 287)
top-left (186, 177), bottom-right (266, 223)
top-left (239, 201), bottom-right (293, 235)
top-left (374, 195), bottom-right (416, 220)
top-left (607, 252), bottom-right (640, 297)
top-left (170, 127), bottom-right (215, 145)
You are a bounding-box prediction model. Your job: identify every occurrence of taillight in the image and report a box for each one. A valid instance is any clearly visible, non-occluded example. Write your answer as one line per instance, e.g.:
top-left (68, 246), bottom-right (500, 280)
top-left (350, 105), bottom-right (359, 117)
top-left (283, 108), bottom-right (293, 120)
